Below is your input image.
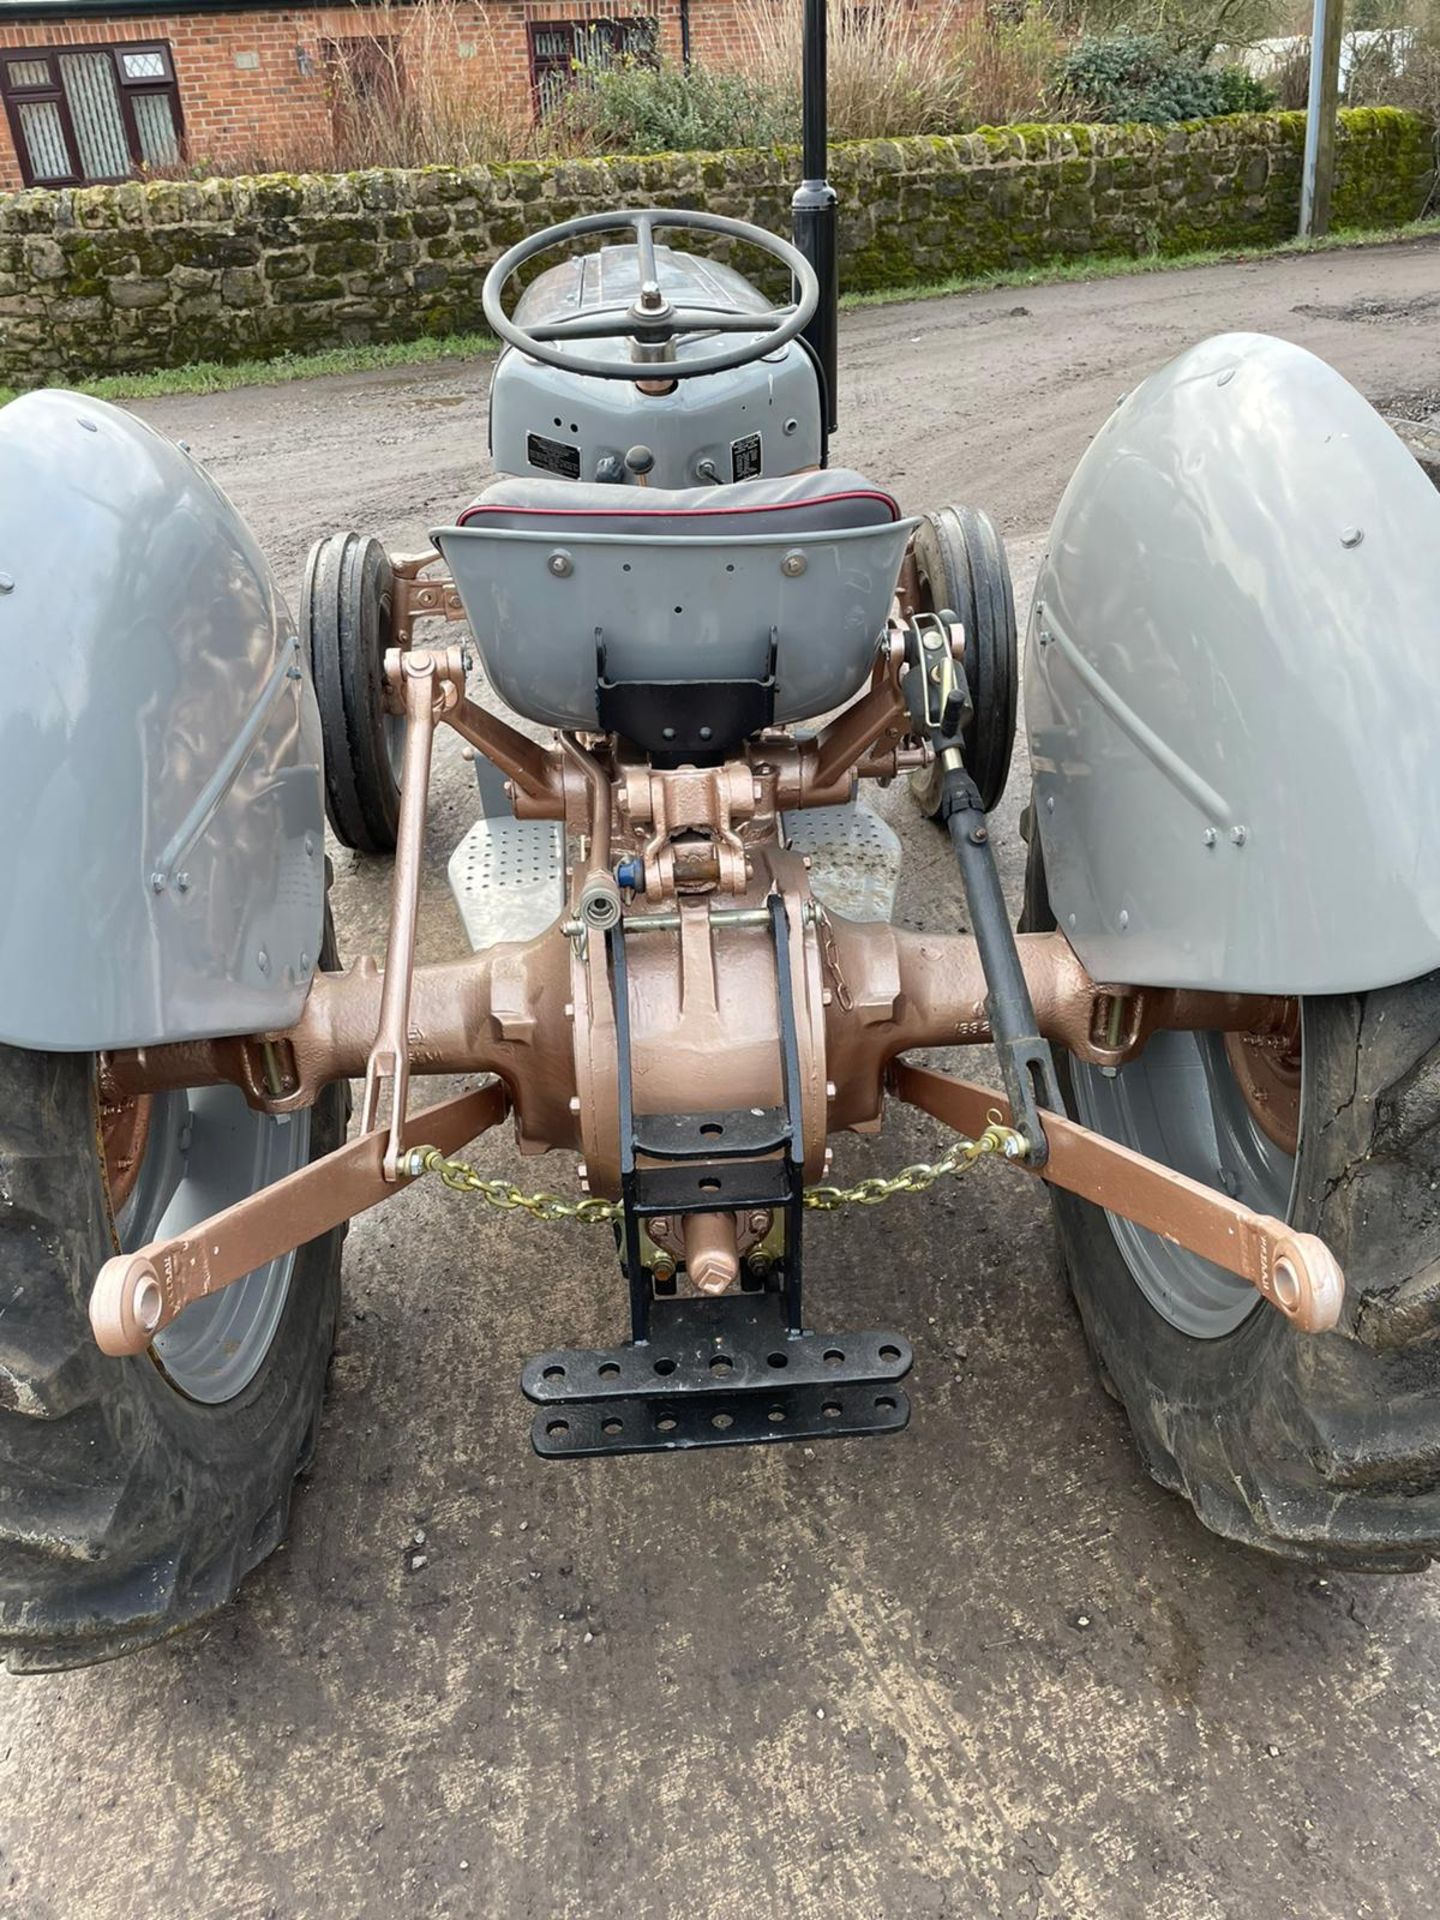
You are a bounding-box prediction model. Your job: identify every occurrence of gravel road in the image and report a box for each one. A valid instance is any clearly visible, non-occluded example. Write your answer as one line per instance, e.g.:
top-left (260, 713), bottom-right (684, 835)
top-left (2, 234), bottom-right (1439, 1920)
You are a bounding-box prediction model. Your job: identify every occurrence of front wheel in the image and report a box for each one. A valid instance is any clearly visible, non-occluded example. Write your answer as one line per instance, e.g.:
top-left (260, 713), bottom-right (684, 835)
top-left (304, 531), bottom-right (402, 855)
top-left (1023, 821), bottom-right (1440, 1570)
top-left (906, 505), bottom-right (1018, 818)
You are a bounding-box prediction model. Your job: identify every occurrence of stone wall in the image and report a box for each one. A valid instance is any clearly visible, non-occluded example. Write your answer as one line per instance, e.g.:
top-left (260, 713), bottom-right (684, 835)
top-left (0, 108), bottom-right (1432, 386)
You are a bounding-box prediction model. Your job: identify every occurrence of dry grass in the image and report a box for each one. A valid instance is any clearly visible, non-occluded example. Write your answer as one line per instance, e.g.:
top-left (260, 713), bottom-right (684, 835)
top-left (954, 5), bottom-right (1067, 127)
top-left (154, 0), bottom-right (555, 176)
top-left (736, 0), bottom-right (1060, 138)
top-left (322, 0), bottom-right (551, 169)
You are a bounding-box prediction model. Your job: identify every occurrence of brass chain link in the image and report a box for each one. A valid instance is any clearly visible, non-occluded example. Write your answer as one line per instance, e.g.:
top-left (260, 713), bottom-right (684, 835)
top-left (402, 1116), bottom-right (1025, 1225)
top-left (801, 1118), bottom-right (1025, 1210)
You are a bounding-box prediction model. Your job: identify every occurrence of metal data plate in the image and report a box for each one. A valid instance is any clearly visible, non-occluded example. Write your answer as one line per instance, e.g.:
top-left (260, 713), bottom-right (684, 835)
top-left (782, 803), bottom-right (901, 924)
top-left (447, 817), bottom-right (564, 953)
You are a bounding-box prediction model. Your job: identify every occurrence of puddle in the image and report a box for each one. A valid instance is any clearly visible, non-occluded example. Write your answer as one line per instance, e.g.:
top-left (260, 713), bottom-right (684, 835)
top-left (1293, 292), bottom-right (1440, 326)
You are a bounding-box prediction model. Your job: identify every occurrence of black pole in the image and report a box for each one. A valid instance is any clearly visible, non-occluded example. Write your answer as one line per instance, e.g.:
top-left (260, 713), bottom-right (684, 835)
top-left (791, 0), bottom-right (838, 444)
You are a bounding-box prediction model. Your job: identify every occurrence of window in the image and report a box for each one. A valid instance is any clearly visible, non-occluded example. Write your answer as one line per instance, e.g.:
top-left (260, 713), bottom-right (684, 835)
top-left (528, 17), bottom-right (657, 115)
top-left (1, 41), bottom-right (182, 186)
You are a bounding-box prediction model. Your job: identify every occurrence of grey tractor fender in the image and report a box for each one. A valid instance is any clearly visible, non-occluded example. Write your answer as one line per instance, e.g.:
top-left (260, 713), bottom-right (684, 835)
top-left (1025, 331), bottom-right (1440, 997)
top-left (0, 390), bottom-right (325, 1050)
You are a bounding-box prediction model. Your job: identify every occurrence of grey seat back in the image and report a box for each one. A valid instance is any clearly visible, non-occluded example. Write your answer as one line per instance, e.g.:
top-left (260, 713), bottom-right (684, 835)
top-left (434, 471), bottom-right (916, 738)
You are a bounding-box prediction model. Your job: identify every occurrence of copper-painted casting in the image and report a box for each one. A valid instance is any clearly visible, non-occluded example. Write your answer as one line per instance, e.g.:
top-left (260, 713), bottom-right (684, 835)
top-left (91, 610), bottom-right (1330, 1352)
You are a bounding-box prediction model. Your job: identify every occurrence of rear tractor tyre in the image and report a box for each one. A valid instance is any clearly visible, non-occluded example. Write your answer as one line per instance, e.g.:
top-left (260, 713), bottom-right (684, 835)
top-left (907, 505), bottom-right (1018, 818)
top-left (1023, 825), bottom-right (1440, 1571)
top-left (0, 928), bottom-right (347, 1671)
top-left (304, 530), bottom-right (402, 855)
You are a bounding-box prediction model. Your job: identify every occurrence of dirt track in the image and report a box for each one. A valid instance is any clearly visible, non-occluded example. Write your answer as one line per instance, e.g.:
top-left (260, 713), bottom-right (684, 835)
top-left (3, 235), bottom-right (1440, 1920)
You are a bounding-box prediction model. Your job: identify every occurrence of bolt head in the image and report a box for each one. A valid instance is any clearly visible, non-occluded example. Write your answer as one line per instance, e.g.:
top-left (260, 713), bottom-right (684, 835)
top-left (1340, 526), bottom-right (1364, 549)
top-left (0, 572), bottom-right (13, 595)
top-left (547, 550), bottom-right (573, 578)
top-left (781, 550), bottom-right (807, 578)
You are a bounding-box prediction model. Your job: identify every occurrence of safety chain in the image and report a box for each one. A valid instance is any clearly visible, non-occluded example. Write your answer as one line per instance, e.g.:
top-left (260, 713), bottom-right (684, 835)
top-left (801, 1118), bottom-right (1026, 1209)
top-left (402, 1116), bottom-right (1025, 1225)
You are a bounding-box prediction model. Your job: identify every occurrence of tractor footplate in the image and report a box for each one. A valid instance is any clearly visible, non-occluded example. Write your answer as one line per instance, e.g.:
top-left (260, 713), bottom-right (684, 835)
top-left (523, 1294), bottom-right (912, 1457)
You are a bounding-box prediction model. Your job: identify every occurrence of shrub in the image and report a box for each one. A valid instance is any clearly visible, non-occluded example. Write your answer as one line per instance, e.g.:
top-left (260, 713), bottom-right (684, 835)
top-left (554, 58), bottom-right (798, 154)
top-left (555, 2), bottom-right (1067, 156)
top-left (1058, 30), bottom-right (1275, 121)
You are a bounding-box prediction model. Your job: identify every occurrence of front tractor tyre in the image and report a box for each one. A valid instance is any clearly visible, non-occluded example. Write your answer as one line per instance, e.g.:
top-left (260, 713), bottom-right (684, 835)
top-left (907, 504), bottom-right (1018, 819)
top-left (304, 530), bottom-right (403, 855)
top-left (1023, 825), bottom-right (1440, 1571)
top-left (0, 988), bottom-right (346, 1670)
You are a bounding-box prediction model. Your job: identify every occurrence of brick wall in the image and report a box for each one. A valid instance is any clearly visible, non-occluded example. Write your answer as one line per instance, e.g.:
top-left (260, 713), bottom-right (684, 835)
top-left (0, 0), bottom-right (727, 191)
top-left (0, 109), bottom-right (1432, 386)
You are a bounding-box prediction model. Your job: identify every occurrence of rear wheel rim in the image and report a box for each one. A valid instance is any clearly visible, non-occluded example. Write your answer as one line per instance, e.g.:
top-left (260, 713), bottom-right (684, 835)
top-left (1071, 1027), bottom-right (1299, 1340)
top-left (114, 1086), bottom-right (310, 1403)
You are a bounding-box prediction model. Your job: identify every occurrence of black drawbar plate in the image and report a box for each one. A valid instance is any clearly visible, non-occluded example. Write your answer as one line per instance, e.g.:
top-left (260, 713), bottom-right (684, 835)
top-left (522, 1294), bottom-right (911, 1402)
top-left (523, 1292), bottom-right (913, 1457)
top-left (532, 1381), bottom-right (911, 1457)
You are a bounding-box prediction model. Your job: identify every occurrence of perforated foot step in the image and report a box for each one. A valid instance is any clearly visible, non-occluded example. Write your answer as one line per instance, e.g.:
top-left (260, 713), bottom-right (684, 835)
top-left (781, 802), bottom-right (901, 924)
top-left (448, 816), bottom-right (564, 953)
top-left (523, 1293), bottom-right (912, 1457)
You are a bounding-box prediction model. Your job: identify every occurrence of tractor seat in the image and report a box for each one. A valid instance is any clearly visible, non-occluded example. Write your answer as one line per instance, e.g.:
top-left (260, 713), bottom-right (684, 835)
top-left (456, 466), bottom-right (901, 535)
top-left (432, 468), bottom-right (917, 746)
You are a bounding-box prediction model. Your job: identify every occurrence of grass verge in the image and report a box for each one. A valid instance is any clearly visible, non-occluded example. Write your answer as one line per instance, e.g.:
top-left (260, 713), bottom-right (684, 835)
top-left (838, 215), bottom-right (1440, 311)
top-left (5, 217), bottom-right (1437, 407)
top-left (0, 329), bottom-right (500, 408)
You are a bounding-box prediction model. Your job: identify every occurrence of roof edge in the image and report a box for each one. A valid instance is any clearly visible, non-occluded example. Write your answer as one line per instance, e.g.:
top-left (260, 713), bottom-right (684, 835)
top-left (0, 0), bottom-right (378, 20)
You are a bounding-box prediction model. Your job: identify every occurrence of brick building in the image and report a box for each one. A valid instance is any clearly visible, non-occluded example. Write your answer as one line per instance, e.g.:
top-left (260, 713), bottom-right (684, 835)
top-left (0, 0), bottom-right (754, 192)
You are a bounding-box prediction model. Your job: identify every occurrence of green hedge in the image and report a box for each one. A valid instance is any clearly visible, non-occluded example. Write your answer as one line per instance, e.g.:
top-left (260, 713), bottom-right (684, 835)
top-left (0, 109), bottom-right (1431, 384)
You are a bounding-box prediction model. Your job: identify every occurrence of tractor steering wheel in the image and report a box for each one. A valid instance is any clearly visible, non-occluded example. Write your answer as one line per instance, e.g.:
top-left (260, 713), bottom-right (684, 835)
top-left (481, 208), bottom-right (820, 383)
